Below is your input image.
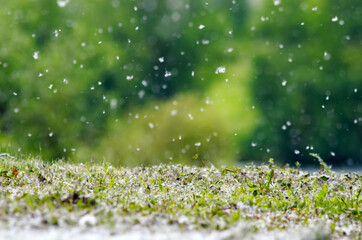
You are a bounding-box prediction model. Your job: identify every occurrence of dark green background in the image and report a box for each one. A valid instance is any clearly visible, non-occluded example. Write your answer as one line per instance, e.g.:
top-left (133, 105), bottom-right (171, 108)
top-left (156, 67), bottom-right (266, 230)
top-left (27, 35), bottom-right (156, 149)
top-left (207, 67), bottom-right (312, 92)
top-left (0, 0), bottom-right (361, 166)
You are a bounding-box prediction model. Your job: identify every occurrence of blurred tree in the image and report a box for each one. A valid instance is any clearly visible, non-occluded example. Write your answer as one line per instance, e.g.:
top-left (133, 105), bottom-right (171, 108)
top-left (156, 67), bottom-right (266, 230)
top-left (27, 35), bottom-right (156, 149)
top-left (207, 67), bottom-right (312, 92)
top-left (0, 0), bottom-right (252, 163)
top-left (244, 0), bottom-right (362, 165)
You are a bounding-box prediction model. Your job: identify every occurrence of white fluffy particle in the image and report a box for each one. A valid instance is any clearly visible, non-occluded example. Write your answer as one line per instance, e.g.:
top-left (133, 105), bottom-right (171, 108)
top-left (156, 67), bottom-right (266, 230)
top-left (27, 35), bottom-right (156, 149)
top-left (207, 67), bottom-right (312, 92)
top-left (57, 0), bottom-right (70, 8)
top-left (215, 66), bottom-right (226, 74)
top-left (171, 110), bottom-right (177, 116)
top-left (79, 214), bottom-right (97, 227)
top-left (165, 71), bottom-right (172, 77)
top-left (33, 51), bottom-right (39, 60)
top-left (138, 90), bottom-right (145, 99)
top-left (273, 0), bottom-right (281, 6)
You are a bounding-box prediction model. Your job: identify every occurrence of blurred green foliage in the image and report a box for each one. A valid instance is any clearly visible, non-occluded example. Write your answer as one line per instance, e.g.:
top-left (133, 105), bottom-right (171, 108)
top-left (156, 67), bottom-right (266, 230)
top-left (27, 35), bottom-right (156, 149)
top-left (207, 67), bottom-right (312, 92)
top-left (76, 62), bottom-right (257, 166)
top-left (244, 0), bottom-right (362, 165)
top-left (0, 0), bottom-right (360, 166)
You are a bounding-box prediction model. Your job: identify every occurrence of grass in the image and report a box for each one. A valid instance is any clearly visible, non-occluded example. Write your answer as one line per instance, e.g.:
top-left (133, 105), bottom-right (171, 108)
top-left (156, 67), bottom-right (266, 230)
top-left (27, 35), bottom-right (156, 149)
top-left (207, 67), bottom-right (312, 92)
top-left (0, 155), bottom-right (361, 239)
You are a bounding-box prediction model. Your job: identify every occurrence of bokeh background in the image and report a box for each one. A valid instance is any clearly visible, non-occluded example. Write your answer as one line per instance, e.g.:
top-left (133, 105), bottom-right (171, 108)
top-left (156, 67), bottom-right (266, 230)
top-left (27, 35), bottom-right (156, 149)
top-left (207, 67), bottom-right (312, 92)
top-left (0, 0), bottom-right (361, 167)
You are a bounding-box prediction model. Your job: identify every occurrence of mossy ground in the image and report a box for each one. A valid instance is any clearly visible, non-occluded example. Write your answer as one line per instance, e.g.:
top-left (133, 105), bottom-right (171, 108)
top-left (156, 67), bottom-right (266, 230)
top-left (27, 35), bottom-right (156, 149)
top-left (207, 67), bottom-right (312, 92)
top-left (0, 156), bottom-right (361, 239)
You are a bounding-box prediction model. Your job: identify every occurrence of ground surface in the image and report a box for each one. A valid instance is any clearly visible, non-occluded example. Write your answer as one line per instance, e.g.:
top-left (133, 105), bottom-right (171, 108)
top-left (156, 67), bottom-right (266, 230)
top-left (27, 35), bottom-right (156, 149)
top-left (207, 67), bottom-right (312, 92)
top-left (0, 156), bottom-right (361, 239)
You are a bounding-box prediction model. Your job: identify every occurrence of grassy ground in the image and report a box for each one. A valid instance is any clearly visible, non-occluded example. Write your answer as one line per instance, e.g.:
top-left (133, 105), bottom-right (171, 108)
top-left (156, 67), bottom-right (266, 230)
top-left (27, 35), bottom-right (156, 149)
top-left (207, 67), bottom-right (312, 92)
top-left (0, 155), bottom-right (361, 239)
